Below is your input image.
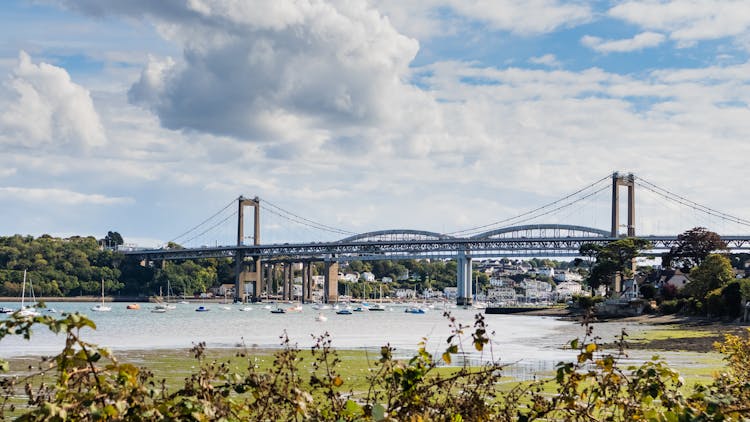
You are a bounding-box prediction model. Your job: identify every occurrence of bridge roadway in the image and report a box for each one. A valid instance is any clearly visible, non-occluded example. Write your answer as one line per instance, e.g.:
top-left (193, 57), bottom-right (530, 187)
top-left (122, 235), bottom-right (750, 262)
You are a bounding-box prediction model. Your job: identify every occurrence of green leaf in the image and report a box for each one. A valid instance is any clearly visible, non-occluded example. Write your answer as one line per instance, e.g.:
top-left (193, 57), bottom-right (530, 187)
top-left (372, 404), bottom-right (386, 421)
top-left (442, 352), bottom-right (452, 365)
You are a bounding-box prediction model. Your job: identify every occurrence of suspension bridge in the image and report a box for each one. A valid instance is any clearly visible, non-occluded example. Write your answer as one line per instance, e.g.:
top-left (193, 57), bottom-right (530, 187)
top-left (123, 172), bottom-right (750, 305)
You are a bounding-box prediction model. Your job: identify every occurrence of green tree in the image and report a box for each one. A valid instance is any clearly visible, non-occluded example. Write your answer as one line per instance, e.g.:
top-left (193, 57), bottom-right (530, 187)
top-left (580, 238), bottom-right (651, 292)
top-left (663, 227), bottom-right (726, 271)
top-left (684, 253), bottom-right (734, 300)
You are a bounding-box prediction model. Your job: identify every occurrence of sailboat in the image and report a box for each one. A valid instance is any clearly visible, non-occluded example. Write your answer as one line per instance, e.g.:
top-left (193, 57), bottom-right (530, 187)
top-left (17, 270), bottom-right (40, 317)
top-left (91, 279), bottom-right (112, 312)
top-left (369, 284), bottom-right (386, 311)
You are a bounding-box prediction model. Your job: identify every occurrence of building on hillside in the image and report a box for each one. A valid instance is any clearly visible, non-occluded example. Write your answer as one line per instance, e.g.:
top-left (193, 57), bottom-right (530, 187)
top-left (443, 287), bottom-right (457, 299)
top-left (381, 276), bottom-right (393, 283)
top-left (554, 271), bottom-right (583, 283)
top-left (537, 267), bottom-right (555, 278)
top-left (487, 287), bottom-right (517, 304)
top-left (660, 270), bottom-right (690, 290)
top-left (361, 272), bottom-right (375, 282)
top-left (395, 289), bottom-right (416, 299)
top-left (217, 284), bottom-right (235, 297)
top-left (555, 281), bottom-right (583, 301)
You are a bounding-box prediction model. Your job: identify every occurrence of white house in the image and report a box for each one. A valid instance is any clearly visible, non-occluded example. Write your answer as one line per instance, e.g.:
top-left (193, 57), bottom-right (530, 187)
top-left (381, 276), bottom-right (393, 283)
top-left (487, 287), bottom-right (517, 303)
top-left (661, 270), bottom-right (690, 290)
top-left (361, 272), bottom-right (375, 282)
top-left (554, 271), bottom-right (583, 283)
top-left (537, 267), bottom-right (555, 278)
top-left (395, 289), bottom-right (416, 299)
top-left (555, 281), bottom-right (583, 300)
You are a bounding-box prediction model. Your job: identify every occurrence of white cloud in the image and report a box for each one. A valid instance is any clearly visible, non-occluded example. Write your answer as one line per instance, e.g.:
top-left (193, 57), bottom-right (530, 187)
top-left (0, 51), bottom-right (106, 150)
top-left (0, 187), bottom-right (132, 205)
top-left (609, 0), bottom-right (750, 44)
top-left (374, 0), bottom-right (591, 39)
top-left (581, 31), bottom-right (665, 53)
top-left (529, 54), bottom-right (561, 67)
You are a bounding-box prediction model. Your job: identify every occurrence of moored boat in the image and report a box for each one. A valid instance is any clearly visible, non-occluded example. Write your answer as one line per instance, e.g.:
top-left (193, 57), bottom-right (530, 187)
top-left (126, 304), bottom-right (140, 310)
top-left (195, 305), bottom-right (210, 312)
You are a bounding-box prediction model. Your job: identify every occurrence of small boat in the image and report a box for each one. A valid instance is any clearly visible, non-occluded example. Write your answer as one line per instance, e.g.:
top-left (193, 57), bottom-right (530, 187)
top-left (369, 304), bottom-right (386, 311)
top-left (352, 307), bottom-right (364, 312)
top-left (311, 303), bottom-right (331, 310)
top-left (178, 300), bottom-right (190, 305)
top-left (92, 279), bottom-right (111, 312)
top-left (315, 313), bottom-right (328, 322)
top-left (271, 308), bottom-right (286, 314)
top-left (336, 309), bottom-right (352, 315)
top-left (287, 304), bottom-right (303, 312)
top-left (239, 306), bottom-right (253, 312)
top-left (151, 307), bottom-right (167, 313)
top-left (46, 308), bottom-right (58, 313)
top-left (17, 270), bottom-right (40, 317)
top-left (195, 306), bottom-right (210, 312)
top-left (126, 304), bottom-right (140, 310)
top-left (91, 304), bottom-right (112, 312)
top-left (220, 306), bottom-right (232, 310)
top-left (0, 307), bottom-right (14, 314)
top-left (404, 307), bottom-right (425, 314)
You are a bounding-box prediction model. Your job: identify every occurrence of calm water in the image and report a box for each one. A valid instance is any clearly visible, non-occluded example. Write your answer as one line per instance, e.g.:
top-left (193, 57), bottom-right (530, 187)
top-left (0, 302), bottom-right (631, 369)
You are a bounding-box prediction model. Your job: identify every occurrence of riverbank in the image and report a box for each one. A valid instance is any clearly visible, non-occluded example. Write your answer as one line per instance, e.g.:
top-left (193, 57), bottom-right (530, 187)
top-left (511, 306), bottom-right (749, 353)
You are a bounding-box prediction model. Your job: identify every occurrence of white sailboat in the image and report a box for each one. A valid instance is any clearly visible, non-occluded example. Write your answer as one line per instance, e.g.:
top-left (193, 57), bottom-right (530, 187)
top-left (91, 279), bottom-right (112, 312)
top-left (369, 285), bottom-right (386, 311)
top-left (17, 270), bottom-right (40, 317)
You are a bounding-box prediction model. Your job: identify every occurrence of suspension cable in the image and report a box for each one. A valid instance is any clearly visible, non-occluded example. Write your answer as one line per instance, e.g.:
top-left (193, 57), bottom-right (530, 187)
top-left (635, 178), bottom-right (750, 227)
top-left (461, 184), bottom-right (611, 237)
top-left (260, 198), bottom-right (356, 235)
top-left (168, 197), bottom-right (237, 244)
top-left (182, 210), bottom-right (239, 246)
top-left (447, 173), bottom-right (612, 236)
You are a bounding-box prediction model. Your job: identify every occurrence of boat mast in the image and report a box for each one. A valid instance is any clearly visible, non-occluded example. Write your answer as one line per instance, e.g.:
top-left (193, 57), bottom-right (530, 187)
top-left (21, 269), bottom-right (27, 308)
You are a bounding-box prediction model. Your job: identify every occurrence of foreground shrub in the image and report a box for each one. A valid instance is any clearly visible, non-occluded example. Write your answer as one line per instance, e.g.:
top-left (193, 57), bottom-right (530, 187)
top-left (2, 309), bottom-right (750, 420)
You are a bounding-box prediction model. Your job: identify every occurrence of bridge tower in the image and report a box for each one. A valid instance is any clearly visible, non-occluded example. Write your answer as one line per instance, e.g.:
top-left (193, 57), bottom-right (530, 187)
top-left (611, 172), bottom-right (635, 237)
top-left (235, 196), bottom-right (261, 302)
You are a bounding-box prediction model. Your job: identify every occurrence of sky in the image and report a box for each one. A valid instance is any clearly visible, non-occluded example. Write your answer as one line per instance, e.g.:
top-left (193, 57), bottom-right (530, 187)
top-left (2, 0), bottom-right (750, 248)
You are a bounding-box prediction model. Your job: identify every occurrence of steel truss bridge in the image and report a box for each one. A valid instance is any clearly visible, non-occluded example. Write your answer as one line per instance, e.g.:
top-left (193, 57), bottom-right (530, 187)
top-left (123, 224), bottom-right (750, 263)
top-left (122, 173), bottom-right (750, 305)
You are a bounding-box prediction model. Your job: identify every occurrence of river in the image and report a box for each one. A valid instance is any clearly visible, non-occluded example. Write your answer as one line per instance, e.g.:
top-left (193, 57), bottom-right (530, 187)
top-left (0, 301), bottom-right (663, 376)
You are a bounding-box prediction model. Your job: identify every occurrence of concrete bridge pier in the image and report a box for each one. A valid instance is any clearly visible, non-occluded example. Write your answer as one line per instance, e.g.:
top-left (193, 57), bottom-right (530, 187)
top-left (301, 262), bottom-right (312, 303)
top-left (264, 264), bottom-right (273, 299)
top-left (323, 258), bottom-right (339, 304)
top-left (456, 250), bottom-right (473, 306)
top-left (282, 263), bottom-right (290, 300)
top-left (306, 262), bottom-right (313, 302)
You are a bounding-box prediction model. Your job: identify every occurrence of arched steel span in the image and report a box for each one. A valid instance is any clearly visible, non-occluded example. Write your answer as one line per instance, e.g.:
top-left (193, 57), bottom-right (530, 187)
top-left (471, 224), bottom-right (610, 239)
top-left (338, 229), bottom-right (454, 243)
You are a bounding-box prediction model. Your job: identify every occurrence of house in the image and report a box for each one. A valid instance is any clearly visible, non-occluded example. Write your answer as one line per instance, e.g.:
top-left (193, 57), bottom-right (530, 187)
top-left (537, 267), bottom-right (555, 278)
top-left (361, 272), bottom-right (375, 282)
top-left (487, 287), bottom-right (517, 303)
top-left (555, 281), bottom-right (583, 300)
top-left (660, 269), bottom-right (690, 290)
top-left (554, 271), bottom-right (583, 283)
top-left (217, 283), bottom-right (235, 297)
top-left (381, 276), bottom-right (393, 283)
top-left (443, 287), bottom-right (457, 299)
top-left (395, 289), bottom-right (416, 299)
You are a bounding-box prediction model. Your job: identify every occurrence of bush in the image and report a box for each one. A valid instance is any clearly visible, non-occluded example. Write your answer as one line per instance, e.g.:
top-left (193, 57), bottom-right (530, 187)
top-left (4, 310), bottom-right (750, 420)
top-left (571, 294), bottom-right (604, 310)
top-left (659, 299), bottom-right (683, 314)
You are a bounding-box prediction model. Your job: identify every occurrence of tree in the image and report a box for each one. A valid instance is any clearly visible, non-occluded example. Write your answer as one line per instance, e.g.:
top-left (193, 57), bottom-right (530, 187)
top-left (102, 231), bottom-right (124, 248)
top-left (662, 227), bottom-right (726, 271)
top-left (580, 238), bottom-right (651, 292)
top-left (684, 253), bottom-right (734, 300)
